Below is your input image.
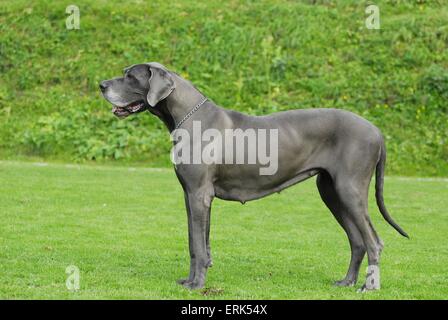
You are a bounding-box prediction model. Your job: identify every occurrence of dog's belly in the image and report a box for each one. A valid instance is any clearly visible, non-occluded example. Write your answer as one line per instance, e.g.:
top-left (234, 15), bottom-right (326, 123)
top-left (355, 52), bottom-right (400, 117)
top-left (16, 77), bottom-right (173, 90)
top-left (213, 164), bottom-right (320, 203)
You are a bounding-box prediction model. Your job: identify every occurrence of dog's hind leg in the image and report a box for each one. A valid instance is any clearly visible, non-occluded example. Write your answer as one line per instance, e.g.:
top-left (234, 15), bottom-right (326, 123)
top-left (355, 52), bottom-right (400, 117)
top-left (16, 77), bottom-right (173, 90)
top-left (333, 174), bottom-right (383, 291)
top-left (316, 172), bottom-right (366, 286)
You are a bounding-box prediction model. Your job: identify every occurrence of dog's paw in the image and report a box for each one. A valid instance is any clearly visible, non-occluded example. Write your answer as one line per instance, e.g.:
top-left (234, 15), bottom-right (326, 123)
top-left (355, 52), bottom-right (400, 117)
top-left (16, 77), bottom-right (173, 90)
top-left (334, 279), bottom-right (356, 287)
top-left (357, 284), bottom-right (368, 293)
top-left (357, 283), bottom-right (380, 293)
top-left (358, 265), bottom-right (380, 292)
top-left (182, 280), bottom-right (205, 290)
top-left (176, 278), bottom-right (191, 286)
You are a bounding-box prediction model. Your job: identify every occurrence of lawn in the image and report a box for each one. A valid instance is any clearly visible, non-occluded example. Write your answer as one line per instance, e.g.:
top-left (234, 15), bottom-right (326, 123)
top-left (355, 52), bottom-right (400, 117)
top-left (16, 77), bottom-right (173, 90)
top-left (0, 160), bottom-right (447, 299)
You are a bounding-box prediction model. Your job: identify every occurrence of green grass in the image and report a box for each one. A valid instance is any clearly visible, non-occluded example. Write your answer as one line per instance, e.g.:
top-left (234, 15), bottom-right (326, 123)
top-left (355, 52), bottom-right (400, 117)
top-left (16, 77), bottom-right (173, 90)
top-left (0, 0), bottom-right (447, 175)
top-left (1, 161), bottom-right (447, 299)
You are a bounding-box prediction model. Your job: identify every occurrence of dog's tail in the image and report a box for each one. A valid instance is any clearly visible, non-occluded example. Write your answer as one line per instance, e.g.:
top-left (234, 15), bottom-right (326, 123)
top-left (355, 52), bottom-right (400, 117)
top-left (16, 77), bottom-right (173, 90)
top-left (375, 139), bottom-right (409, 238)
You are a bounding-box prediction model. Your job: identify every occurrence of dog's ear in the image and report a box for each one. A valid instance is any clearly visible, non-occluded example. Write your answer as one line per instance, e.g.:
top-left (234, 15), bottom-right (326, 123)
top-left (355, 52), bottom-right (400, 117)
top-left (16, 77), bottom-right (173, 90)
top-left (147, 66), bottom-right (176, 107)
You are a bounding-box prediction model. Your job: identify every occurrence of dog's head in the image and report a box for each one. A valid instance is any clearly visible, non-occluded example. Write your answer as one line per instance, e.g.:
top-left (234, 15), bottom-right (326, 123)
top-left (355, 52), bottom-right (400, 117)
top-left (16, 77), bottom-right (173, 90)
top-left (99, 62), bottom-right (176, 118)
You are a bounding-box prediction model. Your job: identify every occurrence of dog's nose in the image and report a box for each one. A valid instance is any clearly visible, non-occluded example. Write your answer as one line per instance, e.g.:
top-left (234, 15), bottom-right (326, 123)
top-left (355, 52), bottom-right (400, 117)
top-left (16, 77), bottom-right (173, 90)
top-left (99, 81), bottom-right (108, 92)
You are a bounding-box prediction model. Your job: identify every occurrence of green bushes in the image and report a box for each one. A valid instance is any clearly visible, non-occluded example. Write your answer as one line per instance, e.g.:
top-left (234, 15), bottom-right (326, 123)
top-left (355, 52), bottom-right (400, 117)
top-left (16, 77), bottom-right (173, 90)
top-left (0, 0), bottom-right (446, 175)
top-left (20, 95), bottom-right (170, 163)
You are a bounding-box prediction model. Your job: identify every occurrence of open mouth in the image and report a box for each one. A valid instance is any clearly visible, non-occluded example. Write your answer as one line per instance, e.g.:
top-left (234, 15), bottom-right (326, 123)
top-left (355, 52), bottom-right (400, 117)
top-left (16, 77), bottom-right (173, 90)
top-left (112, 100), bottom-right (146, 117)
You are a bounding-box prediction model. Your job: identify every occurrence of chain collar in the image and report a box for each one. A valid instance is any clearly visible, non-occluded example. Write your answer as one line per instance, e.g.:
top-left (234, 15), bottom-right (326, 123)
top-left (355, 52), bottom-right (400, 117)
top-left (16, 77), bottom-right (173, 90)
top-left (174, 97), bottom-right (208, 130)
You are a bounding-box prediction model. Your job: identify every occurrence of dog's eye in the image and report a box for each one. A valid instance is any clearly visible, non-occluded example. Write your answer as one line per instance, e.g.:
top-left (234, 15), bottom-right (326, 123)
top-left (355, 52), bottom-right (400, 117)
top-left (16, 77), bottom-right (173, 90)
top-left (126, 73), bottom-right (137, 81)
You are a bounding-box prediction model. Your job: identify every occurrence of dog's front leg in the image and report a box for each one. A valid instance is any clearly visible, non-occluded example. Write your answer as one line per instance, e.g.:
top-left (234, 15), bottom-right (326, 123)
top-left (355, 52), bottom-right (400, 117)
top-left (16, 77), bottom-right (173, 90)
top-left (205, 206), bottom-right (212, 268)
top-left (180, 191), bottom-right (213, 290)
top-left (177, 192), bottom-right (196, 286)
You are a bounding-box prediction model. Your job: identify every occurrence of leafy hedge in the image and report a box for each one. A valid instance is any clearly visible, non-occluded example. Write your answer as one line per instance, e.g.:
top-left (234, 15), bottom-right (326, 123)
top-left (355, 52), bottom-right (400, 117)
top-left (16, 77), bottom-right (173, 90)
top-left (0, 0), bottom-right (447, 175)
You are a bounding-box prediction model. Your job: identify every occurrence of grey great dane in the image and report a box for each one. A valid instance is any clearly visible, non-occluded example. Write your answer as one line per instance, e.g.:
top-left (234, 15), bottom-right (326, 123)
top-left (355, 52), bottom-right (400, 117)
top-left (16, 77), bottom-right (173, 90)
top-left (100, 62), bottom-right (408, 291)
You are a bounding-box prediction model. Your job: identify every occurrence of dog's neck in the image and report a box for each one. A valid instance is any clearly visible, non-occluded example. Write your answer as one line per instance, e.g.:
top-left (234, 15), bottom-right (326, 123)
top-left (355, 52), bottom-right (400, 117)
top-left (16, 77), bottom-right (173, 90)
top-left (164, 76), bottom-right (208, 129)
top-left (148, 75), bottom-right (210, 133)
